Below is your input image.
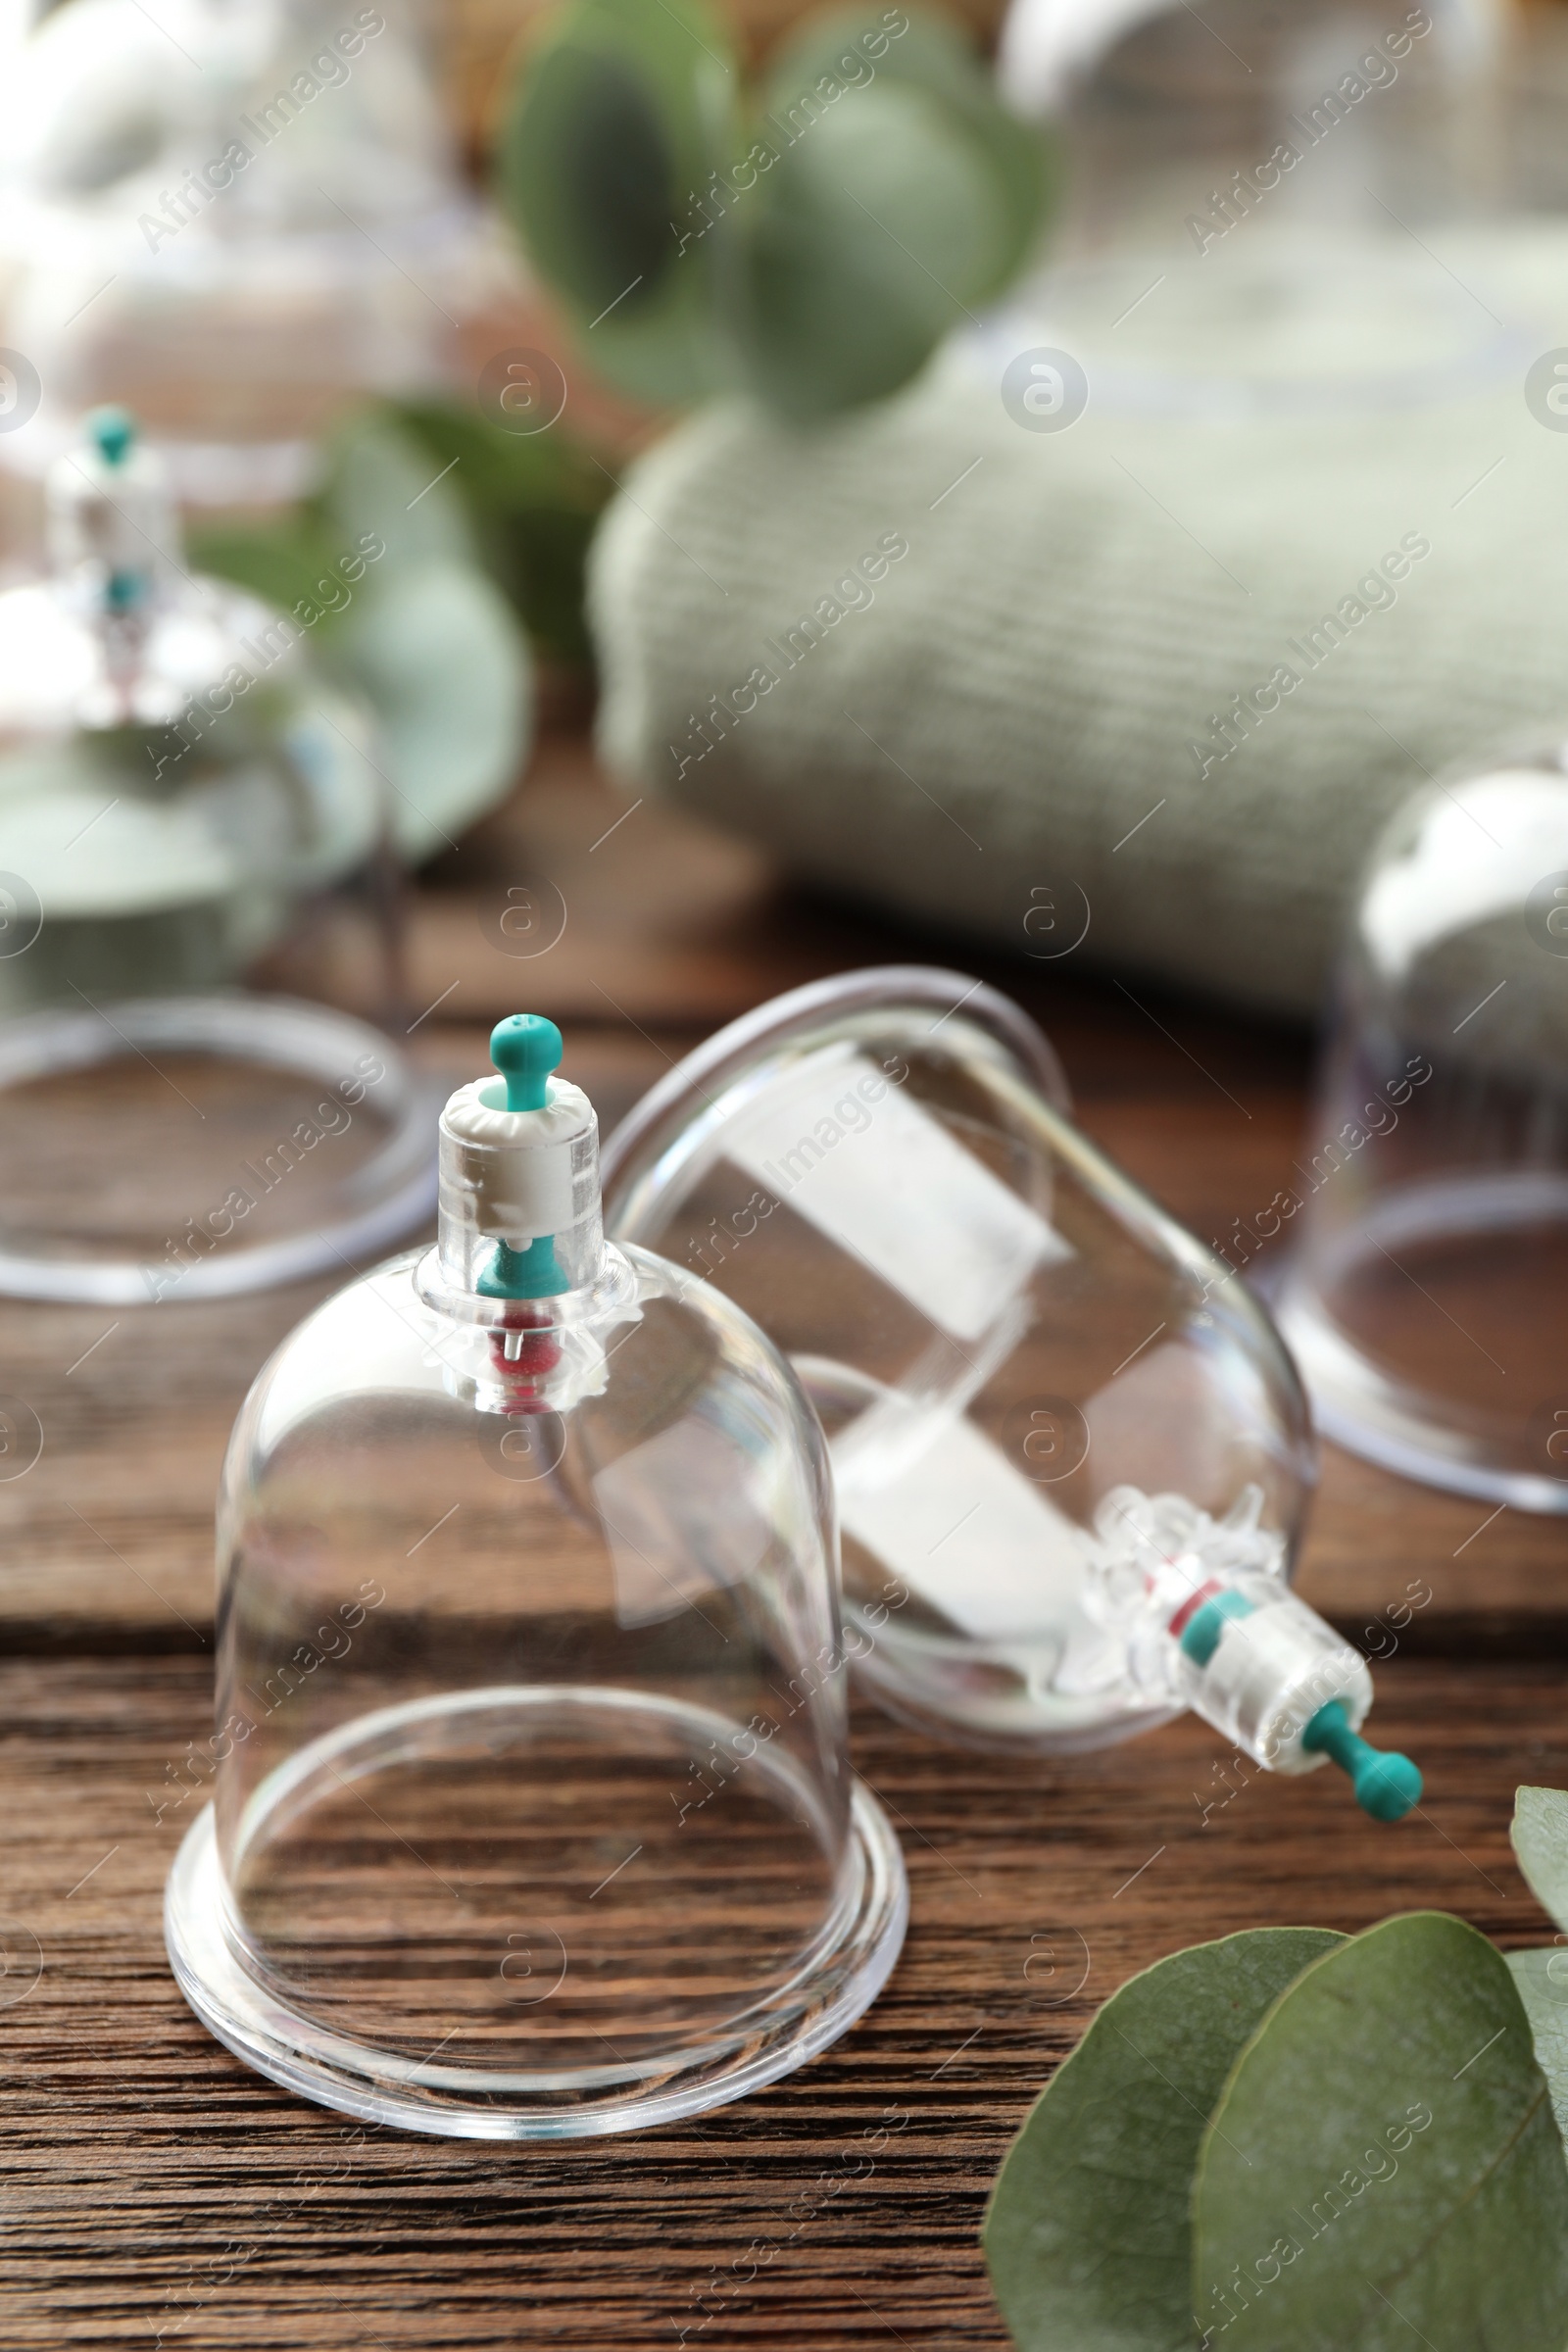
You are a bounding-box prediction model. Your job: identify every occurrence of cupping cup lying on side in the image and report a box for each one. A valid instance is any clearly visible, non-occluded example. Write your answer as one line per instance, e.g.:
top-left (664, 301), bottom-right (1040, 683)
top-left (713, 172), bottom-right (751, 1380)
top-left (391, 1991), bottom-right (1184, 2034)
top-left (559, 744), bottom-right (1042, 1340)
top-left (603, 968), bottom-right (1421, 1818)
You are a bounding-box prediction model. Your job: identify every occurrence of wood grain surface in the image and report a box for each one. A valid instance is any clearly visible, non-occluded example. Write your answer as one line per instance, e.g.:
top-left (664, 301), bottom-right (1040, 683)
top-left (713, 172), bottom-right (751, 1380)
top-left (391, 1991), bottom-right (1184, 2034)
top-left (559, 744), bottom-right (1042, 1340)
top-left (2, 727), bottom-right (1565, 2349)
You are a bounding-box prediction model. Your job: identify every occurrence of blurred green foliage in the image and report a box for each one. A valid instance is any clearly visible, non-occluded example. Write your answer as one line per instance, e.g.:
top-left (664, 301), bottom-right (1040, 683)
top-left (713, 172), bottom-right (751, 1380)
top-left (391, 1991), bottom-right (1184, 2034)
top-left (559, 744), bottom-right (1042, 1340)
top-left (192, 400), bottom-right (612, 672)
top-left (196, 2), bottom-right (1047, 678)
top-left (388, 398), bottom-right (612, 667)
top-left (498, 0), bottom-right (1054, 422)
top-left (192, 409), bottom-right (536, 856)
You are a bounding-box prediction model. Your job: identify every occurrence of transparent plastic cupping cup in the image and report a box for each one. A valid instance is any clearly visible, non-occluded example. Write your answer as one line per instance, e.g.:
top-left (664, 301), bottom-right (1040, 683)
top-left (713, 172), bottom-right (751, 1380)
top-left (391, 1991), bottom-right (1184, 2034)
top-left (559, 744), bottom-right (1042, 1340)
top-left (602, 968), bottom-right (1320, 1753)
top-left (165, 1016), bottom-right (908, 2138)
top-left (0, 412), bottom-right (431, 1301)
top-left (602, 968), bottom-right (1421, 1818)
top-left (1277, 756), bottom-right (1568, 1509)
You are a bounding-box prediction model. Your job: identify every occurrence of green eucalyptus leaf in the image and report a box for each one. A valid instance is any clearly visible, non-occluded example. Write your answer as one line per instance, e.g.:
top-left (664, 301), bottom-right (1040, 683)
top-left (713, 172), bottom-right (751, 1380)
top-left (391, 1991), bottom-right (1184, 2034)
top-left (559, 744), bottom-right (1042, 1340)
top-left (335, 562), bottom-right (532, 861)
top-left (876, 11), bottom-right (1053, 293)
top-left (320, 411), bottom-right (533, 852)
top-left (984, 1928), bottom-right (1344, 2352)
top-left (387, 396), bottom-right (609, 518)
top-left (387, 398), bottom-right (612, 665)
top-left (189, 519), bottom-right (349, 627)
top-left (732, 7), bottom-right (1049, 419)
top-left (760, 5), bottom-right (1050, 303)
top-left (1513, 1788), bottom-right (1568, 1936)
top-left (738, 81), bottom-right (1004, 419)
top-left (1507, 1946), bottom-right (1568, 2152)
top-left (496, 0), bottom-right (1050, 421)
top-left (190, 409), bottom-right (531, 857)
top-left (324, 411), bottom-right (476, 571)
top-left (498, 0), bottom-right (737, 407)
top-left (1193, 1912), bottom-right (1568, 2352)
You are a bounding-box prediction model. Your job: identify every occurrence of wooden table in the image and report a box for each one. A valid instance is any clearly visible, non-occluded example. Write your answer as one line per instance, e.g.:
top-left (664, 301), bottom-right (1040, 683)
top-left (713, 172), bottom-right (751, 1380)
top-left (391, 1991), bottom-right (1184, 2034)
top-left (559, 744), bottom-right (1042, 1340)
top-left (4, 727), bottom-right (1563, 2348)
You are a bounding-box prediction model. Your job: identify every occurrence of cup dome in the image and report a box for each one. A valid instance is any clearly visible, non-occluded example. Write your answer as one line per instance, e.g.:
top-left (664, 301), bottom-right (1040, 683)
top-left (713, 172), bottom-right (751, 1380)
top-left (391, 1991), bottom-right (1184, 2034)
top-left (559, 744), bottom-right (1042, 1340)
top-left (165, 1016), bottom-right (908, 2137)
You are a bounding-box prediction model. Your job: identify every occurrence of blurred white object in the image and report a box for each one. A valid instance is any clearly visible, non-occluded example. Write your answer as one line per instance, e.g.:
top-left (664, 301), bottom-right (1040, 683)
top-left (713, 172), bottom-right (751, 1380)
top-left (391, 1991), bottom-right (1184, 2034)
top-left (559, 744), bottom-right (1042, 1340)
top-left (0, 0), bottom-right (500, 502)
top-left (1000, 0), bottom-right (1497, 119)
top-left (998, 0), bottom-right (1499, 173)
top-left (995, 0), bottom-right (1507, 421)
top-left (999, 0), bottom-right (1180, 117)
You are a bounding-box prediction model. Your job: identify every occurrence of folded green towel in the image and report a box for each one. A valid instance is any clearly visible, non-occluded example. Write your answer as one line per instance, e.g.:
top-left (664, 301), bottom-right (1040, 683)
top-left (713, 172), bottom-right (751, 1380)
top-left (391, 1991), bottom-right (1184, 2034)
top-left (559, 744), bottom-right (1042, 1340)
top-left (591, 226), bottom-right (1568, 1016)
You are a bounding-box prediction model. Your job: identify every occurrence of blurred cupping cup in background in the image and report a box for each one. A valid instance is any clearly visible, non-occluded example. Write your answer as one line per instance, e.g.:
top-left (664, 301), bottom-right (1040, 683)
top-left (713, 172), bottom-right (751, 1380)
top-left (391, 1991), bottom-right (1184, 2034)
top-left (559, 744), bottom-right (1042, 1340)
top-left (1276, 756), bottom-right (1568, 1512)
top-left (0, 409), bottom-right (434, 1301)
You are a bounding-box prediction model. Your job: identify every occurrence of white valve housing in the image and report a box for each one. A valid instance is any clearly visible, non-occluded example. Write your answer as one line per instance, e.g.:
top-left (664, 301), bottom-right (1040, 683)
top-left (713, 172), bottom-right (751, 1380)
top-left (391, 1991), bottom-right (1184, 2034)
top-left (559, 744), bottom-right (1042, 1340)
top-left (441, 1076), bottom-right (595, 1239)
top-left (1175, 1582), bottom-right (1374, 1775)
top-left (434, 1073), bottom-right (604, 1296)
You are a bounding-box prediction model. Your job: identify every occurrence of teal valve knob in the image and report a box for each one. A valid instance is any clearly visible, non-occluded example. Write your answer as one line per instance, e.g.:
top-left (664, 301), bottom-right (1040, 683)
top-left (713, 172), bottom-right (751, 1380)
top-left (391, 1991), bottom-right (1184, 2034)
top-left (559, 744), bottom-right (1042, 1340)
top-left (86, 406), bottom-right (137, 467)
top-left (1302, 1699), bottom-right (1423, 1822)
top-left (477, 1235), bottom-right (566, 1299)
top-left (478, 1014), bottom-right (569, 1298)
top-left (1179, 1590), bottom-right (1258, 1669)
top-left (490, 1014), bottom-right (562, 1112)
top-left (105, 567), bottom-right (144, 613)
